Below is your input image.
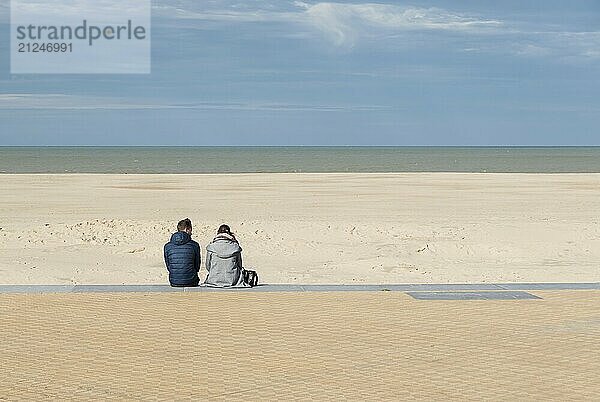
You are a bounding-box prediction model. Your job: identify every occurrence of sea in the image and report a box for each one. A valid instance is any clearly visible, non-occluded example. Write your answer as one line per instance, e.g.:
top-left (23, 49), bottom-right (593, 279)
top-left (0, 147), bottom-right (599, 173)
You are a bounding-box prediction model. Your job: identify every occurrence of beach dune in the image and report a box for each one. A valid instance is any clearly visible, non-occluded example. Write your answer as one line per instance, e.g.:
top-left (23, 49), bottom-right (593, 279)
top-left (0, 173), bottom-right (599, 285)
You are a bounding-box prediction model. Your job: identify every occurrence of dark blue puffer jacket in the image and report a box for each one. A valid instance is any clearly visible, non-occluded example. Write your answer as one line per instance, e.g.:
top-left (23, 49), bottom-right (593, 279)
top-left (164, 232), bottom-right (201, 286)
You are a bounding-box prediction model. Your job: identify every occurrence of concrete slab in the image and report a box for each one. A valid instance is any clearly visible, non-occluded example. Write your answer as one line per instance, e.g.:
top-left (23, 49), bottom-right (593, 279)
top-left (390, 284), bottom-right (503, 291)
top-left (300, 285), bottom-right (386, 292)
top-left (495, 283), bottom-right (600, 290)
top-left (280, 284), bottom-right (503, 292)
top-left (184, 286), bottom-right (242, 292)
top-left (0, 285), bottom-right (76, 293)
top-left (407, 291), bottom-right (542, 300)
top-left (72, 285), bottom-right (181, 293)
top-left (253, 284), bottom-right (305, 292)
top-left (0, 283), bottom-right (598, 293)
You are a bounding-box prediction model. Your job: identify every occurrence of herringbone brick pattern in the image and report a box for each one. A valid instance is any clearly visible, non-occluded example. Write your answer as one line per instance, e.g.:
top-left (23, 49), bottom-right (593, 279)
top-left (0, 291), bottom-right (599, 400)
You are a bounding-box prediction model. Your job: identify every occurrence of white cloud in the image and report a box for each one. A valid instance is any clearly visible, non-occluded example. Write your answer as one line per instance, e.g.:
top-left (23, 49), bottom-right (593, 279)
top-left (488, 31), bottom-right (600, 61)
top-left (298, 3), bottom-right (502, 46)
top-left (551, 31), bottom-right (600, 60)
top-left (5, 0), bottom-right (597, 60)
top-left (9, 0), bottom-right (149, 20)
top-left (155, 1), bottom-right (502, 47)
top-left (0, 94), bottom-right (391, 111)
top-left (511, 43), bottom-right (552, 57)
top-left (151, 1), bottom-right (600, 61)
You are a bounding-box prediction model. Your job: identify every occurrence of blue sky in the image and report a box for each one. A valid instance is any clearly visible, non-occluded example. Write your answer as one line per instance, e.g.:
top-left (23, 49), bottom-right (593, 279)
top-left (0, 0), bottom-right (599, 145)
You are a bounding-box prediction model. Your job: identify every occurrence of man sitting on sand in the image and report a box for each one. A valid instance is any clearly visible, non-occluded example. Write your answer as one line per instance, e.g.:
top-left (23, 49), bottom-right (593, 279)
top-left (203, 224), bottom-right (247, 287)
top-left (164, 218), bottom-right (201, 287)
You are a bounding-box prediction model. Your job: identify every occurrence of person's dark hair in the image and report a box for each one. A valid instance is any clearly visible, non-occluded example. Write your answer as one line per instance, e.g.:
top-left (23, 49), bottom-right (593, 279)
top-left (177, 218), bottom-right (192, 232)
top-left (217, 224), bottom-right (231, 235)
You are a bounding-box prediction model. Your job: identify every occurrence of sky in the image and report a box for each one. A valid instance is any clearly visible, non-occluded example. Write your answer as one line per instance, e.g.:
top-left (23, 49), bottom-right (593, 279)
top-left (0, 0), bottom-right (599, 146)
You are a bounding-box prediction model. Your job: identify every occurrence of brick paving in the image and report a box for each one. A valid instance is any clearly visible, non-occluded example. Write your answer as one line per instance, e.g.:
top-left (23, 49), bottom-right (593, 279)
top-left (1, 291), bottom-right (599, 400)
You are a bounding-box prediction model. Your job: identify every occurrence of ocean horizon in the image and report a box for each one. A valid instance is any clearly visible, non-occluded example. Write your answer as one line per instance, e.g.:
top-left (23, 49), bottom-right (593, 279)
top-left (1, 146), bottom-right (600, 174)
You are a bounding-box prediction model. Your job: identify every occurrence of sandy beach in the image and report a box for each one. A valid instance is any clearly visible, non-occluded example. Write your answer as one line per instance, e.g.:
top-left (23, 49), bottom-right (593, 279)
top-left (0, 173), bottom-right (599, 285)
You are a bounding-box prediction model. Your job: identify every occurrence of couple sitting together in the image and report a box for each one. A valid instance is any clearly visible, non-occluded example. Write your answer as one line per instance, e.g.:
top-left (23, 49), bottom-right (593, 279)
top-left (164, 218), bottom-right (258, 288)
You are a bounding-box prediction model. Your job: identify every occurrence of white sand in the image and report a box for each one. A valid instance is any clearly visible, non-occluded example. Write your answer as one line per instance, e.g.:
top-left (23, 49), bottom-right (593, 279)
top-left (0, 173), bottom-right (599, 285)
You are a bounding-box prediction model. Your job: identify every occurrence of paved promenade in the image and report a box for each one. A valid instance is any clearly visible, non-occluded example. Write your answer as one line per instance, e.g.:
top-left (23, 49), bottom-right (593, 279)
top-left (1, 286), bottom-right (599, 400)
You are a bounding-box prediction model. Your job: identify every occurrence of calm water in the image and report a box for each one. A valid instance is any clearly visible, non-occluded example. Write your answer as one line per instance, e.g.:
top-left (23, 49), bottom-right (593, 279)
top-left (0, 147), bottom-right (599, 173)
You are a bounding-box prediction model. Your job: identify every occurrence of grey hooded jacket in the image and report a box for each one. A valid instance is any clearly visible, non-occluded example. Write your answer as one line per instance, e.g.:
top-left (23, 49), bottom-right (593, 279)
top-left (203, 233), bottom-right (246, 287)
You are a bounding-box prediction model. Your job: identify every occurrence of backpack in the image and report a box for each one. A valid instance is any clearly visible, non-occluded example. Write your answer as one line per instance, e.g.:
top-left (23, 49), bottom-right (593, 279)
top-left (242, 269), bottom-right (259, 287)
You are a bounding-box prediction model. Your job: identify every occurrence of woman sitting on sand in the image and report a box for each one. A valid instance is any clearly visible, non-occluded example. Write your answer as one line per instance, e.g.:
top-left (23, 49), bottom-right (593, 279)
top-left (203, 224), bottom-right (247, 287)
